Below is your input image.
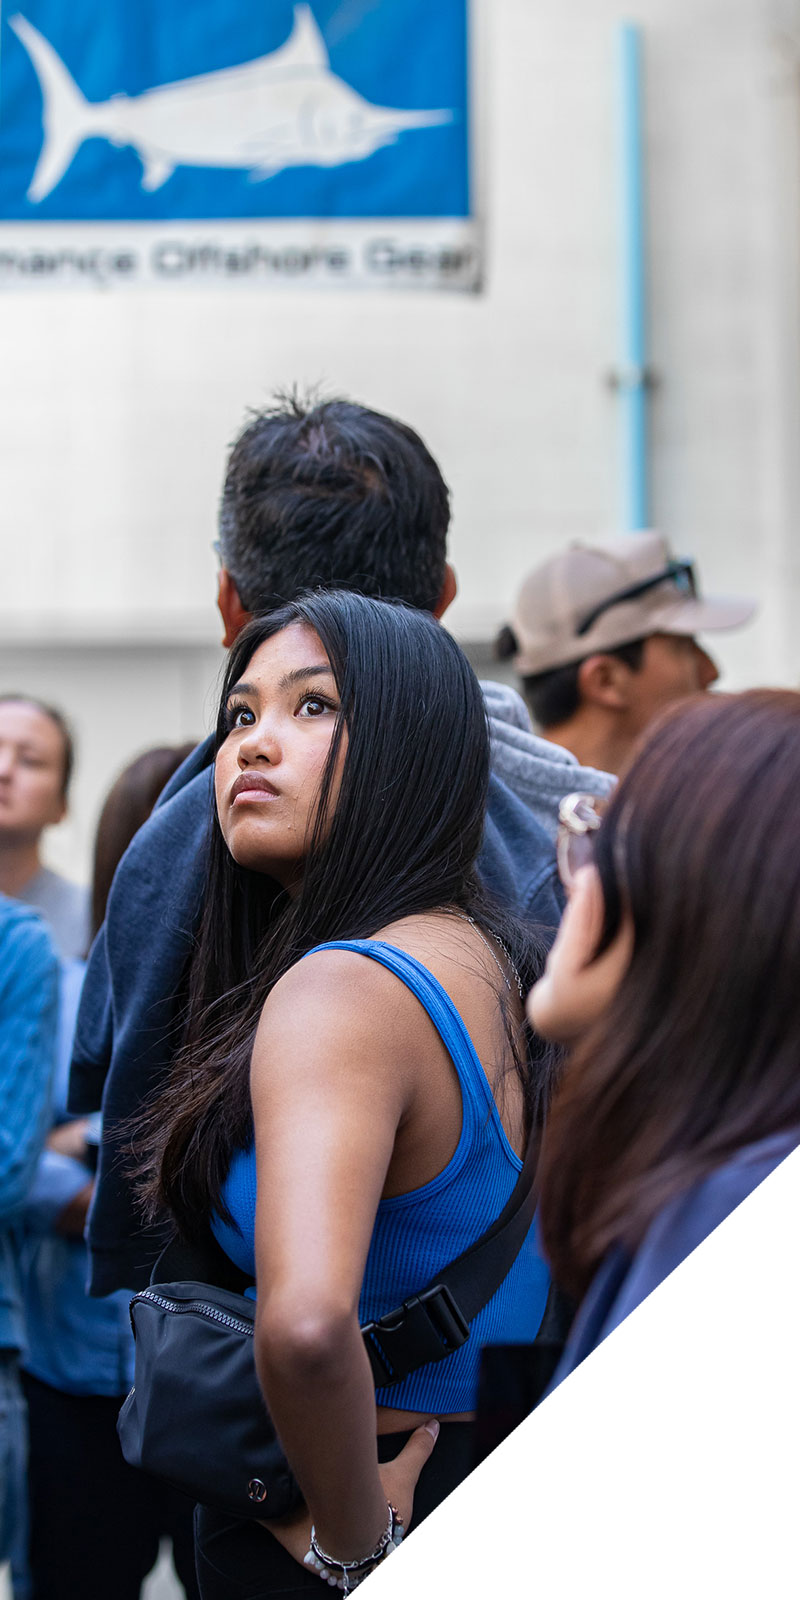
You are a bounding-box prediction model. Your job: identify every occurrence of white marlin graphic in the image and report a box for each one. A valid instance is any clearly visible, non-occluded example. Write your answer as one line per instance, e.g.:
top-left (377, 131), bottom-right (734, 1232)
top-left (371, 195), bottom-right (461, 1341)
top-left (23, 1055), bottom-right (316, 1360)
top-left (9, 5), bottom-right (453, 201)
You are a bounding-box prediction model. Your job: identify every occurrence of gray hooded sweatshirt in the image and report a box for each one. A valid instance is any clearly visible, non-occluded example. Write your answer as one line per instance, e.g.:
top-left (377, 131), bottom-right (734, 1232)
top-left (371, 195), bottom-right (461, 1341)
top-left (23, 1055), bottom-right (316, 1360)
top-left (481, 681), bottom-right (616, 841)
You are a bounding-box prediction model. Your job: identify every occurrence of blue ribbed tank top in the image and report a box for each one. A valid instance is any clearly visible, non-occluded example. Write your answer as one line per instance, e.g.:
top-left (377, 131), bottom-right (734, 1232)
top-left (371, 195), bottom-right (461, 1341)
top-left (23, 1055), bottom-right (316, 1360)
top-left (212, 939), bottom-right (550, 1412)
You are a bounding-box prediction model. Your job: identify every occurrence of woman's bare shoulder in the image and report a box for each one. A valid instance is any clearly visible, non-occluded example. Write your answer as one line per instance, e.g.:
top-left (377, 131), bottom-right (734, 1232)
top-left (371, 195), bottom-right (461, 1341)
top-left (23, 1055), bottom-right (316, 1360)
top-left (266, 943), bottom-right (399, 1006)
top-left (255, 943), bottom-right (431, 1062)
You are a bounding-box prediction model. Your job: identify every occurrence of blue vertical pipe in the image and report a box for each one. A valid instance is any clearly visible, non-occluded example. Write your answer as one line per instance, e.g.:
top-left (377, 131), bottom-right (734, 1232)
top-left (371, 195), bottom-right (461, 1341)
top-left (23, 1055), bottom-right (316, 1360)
top-left (616, 21), bottom-right (649, 529)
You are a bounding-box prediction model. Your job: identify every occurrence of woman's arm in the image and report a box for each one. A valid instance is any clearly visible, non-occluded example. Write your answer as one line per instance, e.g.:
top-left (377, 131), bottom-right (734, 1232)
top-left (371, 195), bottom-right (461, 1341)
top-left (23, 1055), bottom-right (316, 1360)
top-left (250, 947), bottom-right (429, 1562)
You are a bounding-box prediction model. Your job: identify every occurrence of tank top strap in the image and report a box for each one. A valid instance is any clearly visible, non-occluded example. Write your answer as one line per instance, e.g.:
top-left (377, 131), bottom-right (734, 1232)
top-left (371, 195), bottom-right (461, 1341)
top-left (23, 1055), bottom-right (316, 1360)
top-left (302, 938), bottom-right (497, 1128)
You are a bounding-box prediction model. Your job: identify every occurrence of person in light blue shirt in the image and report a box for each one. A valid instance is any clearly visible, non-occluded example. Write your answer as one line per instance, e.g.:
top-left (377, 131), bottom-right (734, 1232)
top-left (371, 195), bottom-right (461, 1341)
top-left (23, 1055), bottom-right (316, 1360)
top-left (18, 748), bottom-right (200, 1600)
top-left (0, 894), bottom-right (58, 1571)
top-left (0, 696), bottom-right (90, 963)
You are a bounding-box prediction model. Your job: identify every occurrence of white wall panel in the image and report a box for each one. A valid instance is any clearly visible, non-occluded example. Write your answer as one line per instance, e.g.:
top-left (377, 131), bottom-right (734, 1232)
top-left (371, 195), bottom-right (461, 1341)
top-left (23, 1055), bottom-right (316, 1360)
top-left (1, 0), bottom-right (799, 878)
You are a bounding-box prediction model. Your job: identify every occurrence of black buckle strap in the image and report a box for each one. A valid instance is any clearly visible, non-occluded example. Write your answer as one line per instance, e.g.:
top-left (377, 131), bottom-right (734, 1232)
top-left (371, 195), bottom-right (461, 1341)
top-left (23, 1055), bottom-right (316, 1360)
top-left (361, 1284), bottom-right (470, 1389)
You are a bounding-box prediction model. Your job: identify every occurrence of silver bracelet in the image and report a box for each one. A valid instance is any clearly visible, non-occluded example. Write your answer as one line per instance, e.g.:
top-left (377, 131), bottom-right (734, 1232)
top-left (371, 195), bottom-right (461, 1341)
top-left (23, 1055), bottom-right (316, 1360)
top-left (304, 1503), bottom-right (404, 1591)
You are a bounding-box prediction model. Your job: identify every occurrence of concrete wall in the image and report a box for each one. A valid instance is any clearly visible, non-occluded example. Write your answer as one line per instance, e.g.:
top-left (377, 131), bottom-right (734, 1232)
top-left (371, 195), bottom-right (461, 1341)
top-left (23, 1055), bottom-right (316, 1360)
top-left (2, 0), bottom-right (799, 882)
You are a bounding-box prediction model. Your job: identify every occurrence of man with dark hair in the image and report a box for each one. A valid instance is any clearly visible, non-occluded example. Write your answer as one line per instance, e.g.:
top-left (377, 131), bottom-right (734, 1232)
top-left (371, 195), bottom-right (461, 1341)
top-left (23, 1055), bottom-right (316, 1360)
top-left (217, 395), bottom-right (452, 624)
top-left (69, 393), bottom-right (612, 1295)
top-left (497, 532), bottom-right (755, 776)
top-left (0, 696), bottom-right (89, 961)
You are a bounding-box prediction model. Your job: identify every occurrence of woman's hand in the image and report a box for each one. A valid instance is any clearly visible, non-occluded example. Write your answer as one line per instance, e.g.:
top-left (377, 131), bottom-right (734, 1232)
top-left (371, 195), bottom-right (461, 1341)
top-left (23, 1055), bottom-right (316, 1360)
top-left (527, 865), bottom-right (632, 1045)
top-left (377, 1417), bottom-right (440, 1533)
top-left (264, 1419), bottom-right (440, 1572)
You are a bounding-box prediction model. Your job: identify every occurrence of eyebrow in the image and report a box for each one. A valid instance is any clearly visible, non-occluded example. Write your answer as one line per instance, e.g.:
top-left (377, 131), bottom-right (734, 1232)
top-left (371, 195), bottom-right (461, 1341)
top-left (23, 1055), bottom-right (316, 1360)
top-left (225, 664), bottom-right (335, 701)
top-left (2, 738), bottom-right (49, 756)
top-left (278, 664), bottom-right (335, 691)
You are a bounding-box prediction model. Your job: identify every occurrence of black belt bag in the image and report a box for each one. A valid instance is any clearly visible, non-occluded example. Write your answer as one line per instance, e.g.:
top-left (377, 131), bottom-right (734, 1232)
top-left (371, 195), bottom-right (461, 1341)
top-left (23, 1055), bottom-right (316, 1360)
top-left (118, 1134), bottom-right (539, 1522)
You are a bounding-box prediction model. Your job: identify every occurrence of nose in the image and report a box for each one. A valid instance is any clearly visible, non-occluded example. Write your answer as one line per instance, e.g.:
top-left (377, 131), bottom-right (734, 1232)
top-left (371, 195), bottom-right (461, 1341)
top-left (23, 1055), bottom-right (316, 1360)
top-left (236, 715), bottom-right (282, 769)
top-left (694, 642), bottom-right (719, 690)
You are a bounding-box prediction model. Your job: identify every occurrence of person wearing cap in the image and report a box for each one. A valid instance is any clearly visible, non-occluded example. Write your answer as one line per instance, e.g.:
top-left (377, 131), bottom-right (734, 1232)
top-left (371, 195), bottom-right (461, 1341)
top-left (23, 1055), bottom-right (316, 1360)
top-left (496, 532), bottom-right (754, 776)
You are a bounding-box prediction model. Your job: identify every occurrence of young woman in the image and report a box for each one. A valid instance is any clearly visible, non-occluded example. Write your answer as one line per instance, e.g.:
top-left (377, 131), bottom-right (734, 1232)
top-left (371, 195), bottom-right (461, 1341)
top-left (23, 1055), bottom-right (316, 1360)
top-left (138, 590), bottom-right (553, 1598)
top-left (528, 689), bottom-right (800, 1375)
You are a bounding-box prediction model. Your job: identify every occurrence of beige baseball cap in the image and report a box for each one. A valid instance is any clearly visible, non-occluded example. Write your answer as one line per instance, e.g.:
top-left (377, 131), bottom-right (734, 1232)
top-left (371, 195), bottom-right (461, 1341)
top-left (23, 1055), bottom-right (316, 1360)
top-left (510, 531), bottom-right (755, 676)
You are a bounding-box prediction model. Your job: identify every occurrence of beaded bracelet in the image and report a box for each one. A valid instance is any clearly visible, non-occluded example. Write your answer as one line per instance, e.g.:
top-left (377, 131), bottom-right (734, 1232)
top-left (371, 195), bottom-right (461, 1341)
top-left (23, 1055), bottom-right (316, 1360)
top-left (304, 1503), bottom-right (404, 1592)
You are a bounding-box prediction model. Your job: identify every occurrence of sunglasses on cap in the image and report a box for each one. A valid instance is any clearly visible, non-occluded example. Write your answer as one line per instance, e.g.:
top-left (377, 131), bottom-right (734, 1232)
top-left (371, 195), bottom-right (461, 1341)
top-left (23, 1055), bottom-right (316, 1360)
top-left (575, 559), bottom-right (697, 637)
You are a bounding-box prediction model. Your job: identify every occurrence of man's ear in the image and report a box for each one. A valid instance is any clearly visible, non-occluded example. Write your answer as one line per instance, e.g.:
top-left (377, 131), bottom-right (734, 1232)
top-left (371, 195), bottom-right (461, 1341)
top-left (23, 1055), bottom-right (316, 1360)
top-left (576, 652), bottom-right (635, 711)
top-left (433, 562), bottom-right (458, 620)
top-left (217, 569), bottom-right (252, 648)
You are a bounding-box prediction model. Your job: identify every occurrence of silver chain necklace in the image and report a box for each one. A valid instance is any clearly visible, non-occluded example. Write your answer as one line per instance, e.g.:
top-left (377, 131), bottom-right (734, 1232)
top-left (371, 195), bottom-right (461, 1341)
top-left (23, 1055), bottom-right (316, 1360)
top-left (454, 913), bottom-right (525, 1000)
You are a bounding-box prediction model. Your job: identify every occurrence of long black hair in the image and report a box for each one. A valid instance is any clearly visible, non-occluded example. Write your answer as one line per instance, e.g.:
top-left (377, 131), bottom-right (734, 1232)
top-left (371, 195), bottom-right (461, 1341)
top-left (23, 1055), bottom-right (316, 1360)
top-left (137, 590), bottom-right (551, 1241)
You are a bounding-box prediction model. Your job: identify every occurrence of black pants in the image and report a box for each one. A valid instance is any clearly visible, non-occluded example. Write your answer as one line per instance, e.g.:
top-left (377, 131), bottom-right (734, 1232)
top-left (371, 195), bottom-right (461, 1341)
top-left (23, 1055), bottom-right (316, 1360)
top-left (195, 1423), bottom-right (474, 1599)
top-left (21, 1371), bottom-right (200, 1600)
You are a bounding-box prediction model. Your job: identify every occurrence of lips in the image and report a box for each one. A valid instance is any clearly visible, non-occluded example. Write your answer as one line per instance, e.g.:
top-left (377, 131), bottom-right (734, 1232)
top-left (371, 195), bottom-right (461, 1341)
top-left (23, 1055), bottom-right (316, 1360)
top-left (230, 772), bottom-right (280, 804)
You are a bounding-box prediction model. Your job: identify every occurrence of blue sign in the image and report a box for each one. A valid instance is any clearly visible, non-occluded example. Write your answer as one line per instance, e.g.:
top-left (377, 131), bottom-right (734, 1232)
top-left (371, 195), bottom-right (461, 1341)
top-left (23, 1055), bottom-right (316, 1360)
top-left (0, 1), bottom-right (469, 220)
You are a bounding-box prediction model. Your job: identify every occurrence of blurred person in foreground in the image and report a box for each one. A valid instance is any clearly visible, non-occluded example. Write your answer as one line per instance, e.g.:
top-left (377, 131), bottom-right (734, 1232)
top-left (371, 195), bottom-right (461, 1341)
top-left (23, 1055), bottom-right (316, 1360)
top-left (69, 393), bottom-right (614, 1297)
top-left (0, 896), bottom-right (58, 1582)
top-left (528, 690), bottom-right (800, 1378)
top-left (496, 532), bottom-right (754, 776)
top-left (19, 745), bottom-right (198, 1600)
top-left (0, 696), bottom-right (89, 961)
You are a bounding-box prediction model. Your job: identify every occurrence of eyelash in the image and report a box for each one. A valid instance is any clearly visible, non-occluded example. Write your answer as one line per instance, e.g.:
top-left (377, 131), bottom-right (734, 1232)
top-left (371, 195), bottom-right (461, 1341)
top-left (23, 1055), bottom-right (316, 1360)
top-left (298, 692), bottom-right (336, 717)
top-left (223, 698), bottom-right (255, 733)
top-left (222, 691), bottom-right (337, 732)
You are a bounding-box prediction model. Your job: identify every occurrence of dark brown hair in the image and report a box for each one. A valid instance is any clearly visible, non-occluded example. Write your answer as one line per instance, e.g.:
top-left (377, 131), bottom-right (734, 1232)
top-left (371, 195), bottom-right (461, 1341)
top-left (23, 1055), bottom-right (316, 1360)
top-left (538, 689), bottom-right (800, 1299)
top-left (91, 743), bottom-right (196, 937)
